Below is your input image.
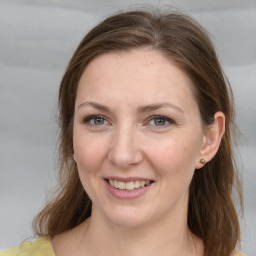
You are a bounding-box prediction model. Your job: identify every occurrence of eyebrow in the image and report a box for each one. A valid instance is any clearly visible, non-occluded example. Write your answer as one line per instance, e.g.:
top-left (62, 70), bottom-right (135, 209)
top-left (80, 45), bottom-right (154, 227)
top-left (78, 101), bottom-right (184, 114)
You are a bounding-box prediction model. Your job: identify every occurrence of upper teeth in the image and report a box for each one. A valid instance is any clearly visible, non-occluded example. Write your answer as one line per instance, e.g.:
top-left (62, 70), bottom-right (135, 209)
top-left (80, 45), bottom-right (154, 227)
top-left (109, 179), bottom-right (151, 190)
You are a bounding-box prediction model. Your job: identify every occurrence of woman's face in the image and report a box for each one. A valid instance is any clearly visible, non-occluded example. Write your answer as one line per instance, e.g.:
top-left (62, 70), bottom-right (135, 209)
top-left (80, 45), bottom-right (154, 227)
top-left (73, 48), bottom-right (205, 227)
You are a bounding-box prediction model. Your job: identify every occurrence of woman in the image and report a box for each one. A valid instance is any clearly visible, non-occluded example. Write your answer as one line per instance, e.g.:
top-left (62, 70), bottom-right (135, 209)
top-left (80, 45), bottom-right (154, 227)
top-left (1, 8), bottom-right (244, 256)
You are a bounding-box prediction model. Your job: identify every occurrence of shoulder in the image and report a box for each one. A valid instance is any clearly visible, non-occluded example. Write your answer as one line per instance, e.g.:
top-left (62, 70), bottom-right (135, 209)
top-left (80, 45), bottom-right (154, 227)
top-left (0, 237), bottom-right (55, 256)
top-left (234, 250), bottom-right (247, 256)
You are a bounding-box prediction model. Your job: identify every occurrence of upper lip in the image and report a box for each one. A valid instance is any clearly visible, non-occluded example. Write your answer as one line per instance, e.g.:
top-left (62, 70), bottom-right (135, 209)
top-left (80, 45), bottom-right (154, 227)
top-left (104, 176), bottom-right (154, 182)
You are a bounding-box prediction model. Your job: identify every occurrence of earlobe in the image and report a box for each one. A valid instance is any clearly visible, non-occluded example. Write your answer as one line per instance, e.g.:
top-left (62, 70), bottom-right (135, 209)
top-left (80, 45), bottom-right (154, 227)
top-left (195, 111), bottom-right (225, 169)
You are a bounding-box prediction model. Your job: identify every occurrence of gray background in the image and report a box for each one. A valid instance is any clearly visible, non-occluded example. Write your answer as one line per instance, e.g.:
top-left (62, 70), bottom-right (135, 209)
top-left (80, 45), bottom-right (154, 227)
top-left (0, 0), bottom-right (255, 255)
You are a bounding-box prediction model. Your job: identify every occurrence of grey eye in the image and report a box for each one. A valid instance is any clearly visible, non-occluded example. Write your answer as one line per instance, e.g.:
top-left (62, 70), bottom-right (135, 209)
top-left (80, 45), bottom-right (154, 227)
top-left (92, 117), bottom-right (105, 125)
top-left (83, 115), bottom-right (110, 127)
top-left (147, 115), bottom-right (174, 128)
top-left (153, 117), bottom-right (166, 126)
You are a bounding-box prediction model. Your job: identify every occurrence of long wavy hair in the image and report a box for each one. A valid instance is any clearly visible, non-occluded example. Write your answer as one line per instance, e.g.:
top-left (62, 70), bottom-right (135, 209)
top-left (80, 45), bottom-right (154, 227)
top-left (33, 8), bottom-right (243, 256)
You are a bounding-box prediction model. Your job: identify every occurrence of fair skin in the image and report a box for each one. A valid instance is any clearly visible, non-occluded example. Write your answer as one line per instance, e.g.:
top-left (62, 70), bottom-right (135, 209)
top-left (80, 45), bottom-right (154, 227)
top-left (52, 48), bottom-right (225, 256)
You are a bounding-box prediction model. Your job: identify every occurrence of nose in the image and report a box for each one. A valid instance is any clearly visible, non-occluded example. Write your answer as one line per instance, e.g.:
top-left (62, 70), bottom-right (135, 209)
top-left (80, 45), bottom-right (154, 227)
top-left (108, 124), bottom-right (143, 169)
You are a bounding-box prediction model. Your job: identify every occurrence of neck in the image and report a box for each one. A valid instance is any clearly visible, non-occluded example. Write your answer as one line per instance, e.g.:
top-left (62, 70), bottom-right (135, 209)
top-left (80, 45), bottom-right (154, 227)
top-left (80, 206), bottom-right (201, 256)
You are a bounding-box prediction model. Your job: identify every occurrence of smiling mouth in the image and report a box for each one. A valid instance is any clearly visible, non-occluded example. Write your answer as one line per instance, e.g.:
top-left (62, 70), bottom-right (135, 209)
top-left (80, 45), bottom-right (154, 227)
top-left (106, 179), bottom-right (153, 191)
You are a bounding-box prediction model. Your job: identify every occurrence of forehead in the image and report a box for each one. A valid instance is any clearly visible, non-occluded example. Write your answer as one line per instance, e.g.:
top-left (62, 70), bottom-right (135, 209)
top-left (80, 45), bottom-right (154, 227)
top-left (76, 48), bottom-right (197, 111)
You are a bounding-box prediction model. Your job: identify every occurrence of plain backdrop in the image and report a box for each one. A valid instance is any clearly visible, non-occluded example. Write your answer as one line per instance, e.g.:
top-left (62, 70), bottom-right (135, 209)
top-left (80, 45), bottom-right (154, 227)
top-left (0, 0), bottom-right (255, 255)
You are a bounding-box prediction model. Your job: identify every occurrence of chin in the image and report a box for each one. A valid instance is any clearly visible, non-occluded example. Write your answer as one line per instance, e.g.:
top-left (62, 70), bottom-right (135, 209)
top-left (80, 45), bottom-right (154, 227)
top-left (103, 206), bottom-right (153, 228)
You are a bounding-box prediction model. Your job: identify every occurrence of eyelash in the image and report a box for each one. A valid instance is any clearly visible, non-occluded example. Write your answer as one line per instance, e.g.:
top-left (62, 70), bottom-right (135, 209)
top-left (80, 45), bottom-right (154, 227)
top-left (82, 114), bottom-right (175, 128)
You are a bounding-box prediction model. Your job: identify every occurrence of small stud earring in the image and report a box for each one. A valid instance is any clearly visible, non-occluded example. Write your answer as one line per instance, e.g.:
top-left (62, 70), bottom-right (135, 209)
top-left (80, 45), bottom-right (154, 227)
top-left (200, 159), bottom-right (206, 164)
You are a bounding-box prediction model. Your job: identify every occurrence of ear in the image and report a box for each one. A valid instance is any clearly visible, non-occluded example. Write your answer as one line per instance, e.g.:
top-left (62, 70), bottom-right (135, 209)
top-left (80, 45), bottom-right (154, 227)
top-left (195, 111), bottom-right (225, 169)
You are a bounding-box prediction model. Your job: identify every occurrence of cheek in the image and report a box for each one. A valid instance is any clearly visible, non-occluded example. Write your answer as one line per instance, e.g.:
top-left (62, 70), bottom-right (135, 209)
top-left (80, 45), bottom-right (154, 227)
top-left (146, 134), bottom-right (200, 178)
top-left (73, 132), bottom-right (109, 175)
top-left (73, 132), bottom-right (110, 203)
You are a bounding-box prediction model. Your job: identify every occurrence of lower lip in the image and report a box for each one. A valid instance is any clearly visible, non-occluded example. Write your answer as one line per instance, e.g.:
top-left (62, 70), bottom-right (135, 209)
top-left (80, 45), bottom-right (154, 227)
top-left (105, 180), bottom-right (154, 200)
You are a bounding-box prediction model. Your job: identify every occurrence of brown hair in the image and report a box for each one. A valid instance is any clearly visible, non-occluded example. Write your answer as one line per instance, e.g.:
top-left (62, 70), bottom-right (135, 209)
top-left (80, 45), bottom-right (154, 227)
top-left (33, 7), bottom-right (243, 256)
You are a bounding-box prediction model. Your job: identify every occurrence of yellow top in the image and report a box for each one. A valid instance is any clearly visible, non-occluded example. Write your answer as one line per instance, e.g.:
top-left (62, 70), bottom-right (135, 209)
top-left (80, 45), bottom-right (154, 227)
top-left (0, 237), bottom-right (246, 256)
top-left (0, 237), bottom-right (54, 256)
